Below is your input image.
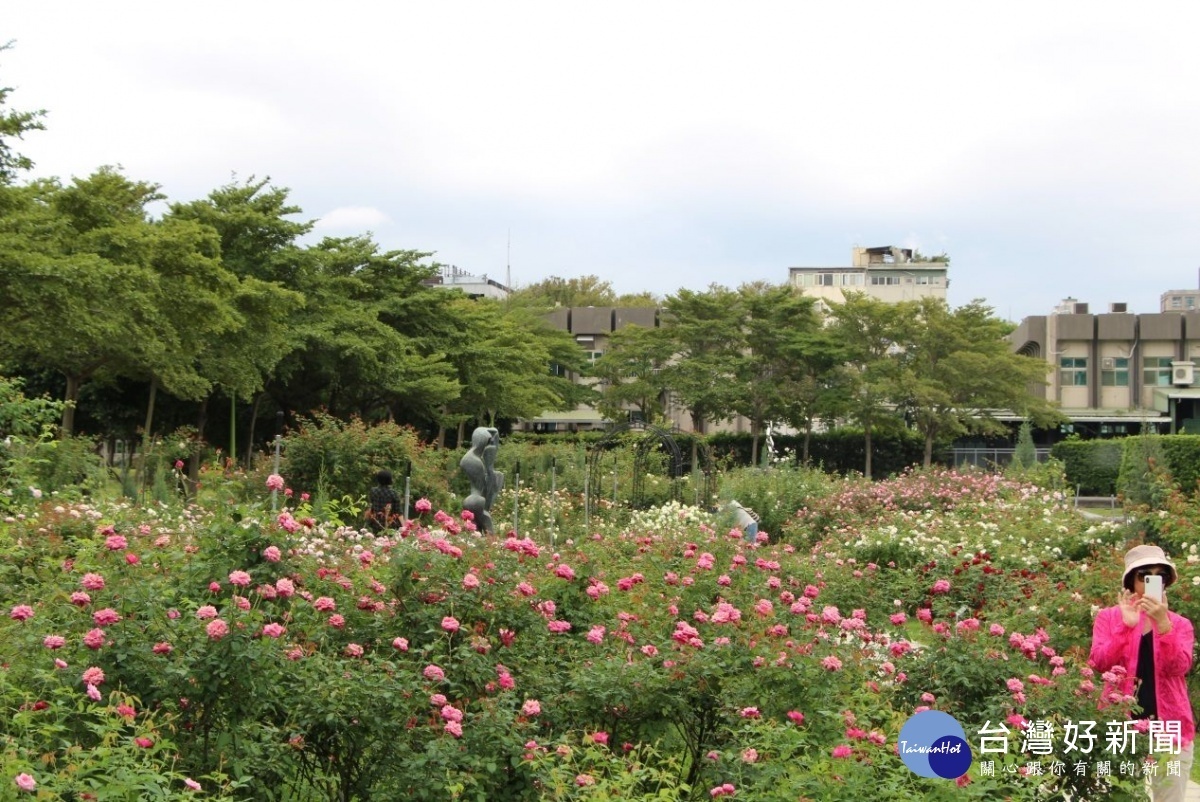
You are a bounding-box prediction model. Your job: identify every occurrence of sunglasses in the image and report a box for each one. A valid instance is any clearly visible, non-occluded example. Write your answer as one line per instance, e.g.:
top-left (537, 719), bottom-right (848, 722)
top-left (1136, 569), bottom-right (1167, 581)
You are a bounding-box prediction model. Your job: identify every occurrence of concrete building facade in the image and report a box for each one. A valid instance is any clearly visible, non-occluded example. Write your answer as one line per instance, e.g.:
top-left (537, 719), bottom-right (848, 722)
top-left (788, 246), bottom-right (949, 308)
top-left (1009, 302), bottom-right (1200, 435)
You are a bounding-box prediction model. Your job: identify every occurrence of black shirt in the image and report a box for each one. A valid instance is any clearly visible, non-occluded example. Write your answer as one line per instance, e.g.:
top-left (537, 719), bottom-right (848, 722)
top-left (1136, 630), bottom-right (1157, 720)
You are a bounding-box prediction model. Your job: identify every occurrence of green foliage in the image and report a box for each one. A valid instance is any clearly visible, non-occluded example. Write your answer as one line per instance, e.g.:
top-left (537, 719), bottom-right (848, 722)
top-left (1051, 438), bottom-right (1123, 496)
top-left (1156, 434), bottom-right (1200, 495)
top-left (280, 413), bottom-right (450, 513)
top-left (0, 42), bottom-right (46, 183)
top-left (1012, 420), bottom-right (1036, 470)
top-left (0, 464), bottom-right (1186, 800)
top-left (1117, 435), bottom-right (1169, 508)
top-left (717, 465), bottom-right (834, 536)
top-left (708, 428), bottom-right (927, 476)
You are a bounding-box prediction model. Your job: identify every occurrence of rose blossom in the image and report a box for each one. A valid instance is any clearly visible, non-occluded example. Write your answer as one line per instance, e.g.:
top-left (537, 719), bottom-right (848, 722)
top-left (83, 628), bottom-right (106, 650)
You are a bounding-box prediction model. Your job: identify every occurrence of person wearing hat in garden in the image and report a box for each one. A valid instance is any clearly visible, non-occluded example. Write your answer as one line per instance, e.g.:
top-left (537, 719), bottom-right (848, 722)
top-left (1090, 544), bottom-right (1195, 800)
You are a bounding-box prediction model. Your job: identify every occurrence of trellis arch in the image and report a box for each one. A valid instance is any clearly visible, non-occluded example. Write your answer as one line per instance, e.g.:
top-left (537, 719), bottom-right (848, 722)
top-left (584, 422), bottom-right (718, 521)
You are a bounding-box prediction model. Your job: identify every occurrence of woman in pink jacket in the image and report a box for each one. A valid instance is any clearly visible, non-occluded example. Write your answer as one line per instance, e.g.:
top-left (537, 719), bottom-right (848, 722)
top-left (1090, 544), bottom-right (1195, 801)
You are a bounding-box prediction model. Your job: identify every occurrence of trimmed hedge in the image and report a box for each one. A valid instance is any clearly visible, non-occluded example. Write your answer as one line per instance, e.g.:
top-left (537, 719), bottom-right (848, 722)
top-left (1052, 435), bottom-right (1200, 497)
top-left (1051, 440), bottom-right (1123, 496)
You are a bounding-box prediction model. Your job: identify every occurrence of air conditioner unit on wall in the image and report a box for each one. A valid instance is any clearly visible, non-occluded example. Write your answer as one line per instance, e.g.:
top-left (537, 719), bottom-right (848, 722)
top-left (1173, 361), bottom-right (1195, 386)
top-left (1101, 357), bottom-right (1115, 370)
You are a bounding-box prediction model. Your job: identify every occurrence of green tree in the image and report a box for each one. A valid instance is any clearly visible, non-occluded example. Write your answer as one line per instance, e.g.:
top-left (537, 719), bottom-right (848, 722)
top-left (825, 293), bottom-right (910, 478)
top-left (507, 275), bottom-right (657, 309)
top-left (276, 235), bottom-right (460, 427)
top-left (0, 42), bottom-right (45, 184)
top-left (729, 283), bottom-right (828, 466)
top-left (0, 170), bottom-right (223, 436)
top-left (892, 298), bottom-right (1060, 467)
top-left (658, 286), bottom-right (743, 435)
top-left (438, 298), bottom-right (586, 440)
top-left (590, 323), bottom-right (675, 425)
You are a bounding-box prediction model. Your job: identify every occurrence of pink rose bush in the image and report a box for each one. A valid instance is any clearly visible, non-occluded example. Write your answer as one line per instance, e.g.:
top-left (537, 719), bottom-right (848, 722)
top-left (0, 465), bottom-right (1146, 798)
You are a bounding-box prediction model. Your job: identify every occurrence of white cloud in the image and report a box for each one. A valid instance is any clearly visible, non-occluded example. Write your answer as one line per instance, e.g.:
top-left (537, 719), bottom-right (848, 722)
top-left (7, 0), bottom-right (1200, 321)
top-left (314, 207), bottom-right (392, 233)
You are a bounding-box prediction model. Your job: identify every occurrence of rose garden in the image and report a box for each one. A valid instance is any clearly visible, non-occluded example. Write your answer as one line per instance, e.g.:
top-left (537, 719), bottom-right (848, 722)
top-left (3, 418), bottom-right (1200, 800)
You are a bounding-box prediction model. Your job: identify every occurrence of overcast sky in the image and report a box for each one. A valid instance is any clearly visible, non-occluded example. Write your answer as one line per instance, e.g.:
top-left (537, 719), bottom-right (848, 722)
top-left (7, 2), bottom-right (1200, 321)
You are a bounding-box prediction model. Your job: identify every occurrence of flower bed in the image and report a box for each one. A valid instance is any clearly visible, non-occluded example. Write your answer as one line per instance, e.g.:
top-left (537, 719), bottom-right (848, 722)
top-left (1, 468), bottom-right (1190, 799)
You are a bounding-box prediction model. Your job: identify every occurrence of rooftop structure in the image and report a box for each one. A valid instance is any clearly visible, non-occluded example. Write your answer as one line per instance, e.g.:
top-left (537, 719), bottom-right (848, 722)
top-left (788, 246), bottom-right (949, 308)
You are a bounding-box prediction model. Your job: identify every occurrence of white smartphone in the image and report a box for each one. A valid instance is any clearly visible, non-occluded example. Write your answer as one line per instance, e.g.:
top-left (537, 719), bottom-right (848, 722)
top-left (1144, 574), bottom-right (1164, 603)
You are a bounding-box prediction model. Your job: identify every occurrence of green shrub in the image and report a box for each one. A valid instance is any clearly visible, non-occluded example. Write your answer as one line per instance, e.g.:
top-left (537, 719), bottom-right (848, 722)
top-left (1117, 435), bottom-right (1169, 508)
top-left (1050, 438), bottom-right (1122, 495)
top-left (280, 413), bottom-right (451, 513)
top-left (717, 465), bottom-right (834, 536)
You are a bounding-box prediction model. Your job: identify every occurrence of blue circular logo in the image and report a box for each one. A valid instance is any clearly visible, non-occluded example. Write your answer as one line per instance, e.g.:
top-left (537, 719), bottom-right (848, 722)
top-left (898, 711), bottom-right (973, 779)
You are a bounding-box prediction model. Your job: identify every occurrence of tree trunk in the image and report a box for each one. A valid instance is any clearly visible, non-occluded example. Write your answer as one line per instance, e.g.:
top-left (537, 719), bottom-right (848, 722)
top-left (864, 421), bottom-right (873, 480)
top-left (923, 430), bottom-right (935, 469)
top-left (803, 420), bottom-right (813, 465)
top-left (245, 392), bottom-right (263, 466)
top-left (192, 395), bottom-right (209, 483)
top-left (61, 373), bottom-right (82, 437)
top-left (140, 377), bottom-right (158, 471)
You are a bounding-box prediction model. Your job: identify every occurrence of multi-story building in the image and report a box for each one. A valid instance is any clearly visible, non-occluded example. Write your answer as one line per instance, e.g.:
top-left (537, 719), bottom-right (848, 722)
top-left (788, 246), bottom-right (949, 309)
top-left (520, 306), bottom-right (660, 432)
top-left (1009, 300), bottom-right (1200, 435)
top-left (1161, 289), bottom-right (1200, 313)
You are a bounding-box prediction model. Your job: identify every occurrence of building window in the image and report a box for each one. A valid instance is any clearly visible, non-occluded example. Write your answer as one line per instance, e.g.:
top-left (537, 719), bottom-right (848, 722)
top-left (1189, 297), bottom-right (1196, 310)
top-left (1144, 356), bottom-right (1173, 387)
top-left (816, 273), bottom-right (834, 286)
top-left (794, 273), bottom-right (811, 286)
top-left (840, 273), bottom-right (863, 286)
top-left (549, 363), bottom-right (567, 377)
top-left (870, 276), bottom-right (901, 286)
top-left (1172, 296), bottom-right (1183, 309)
top-left (1100, 357), bottom-right (1129, 386)
top-left (1059, 357), bottom-right (1088, 386)
top-left (588, 351), bottom-right (604, 364)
